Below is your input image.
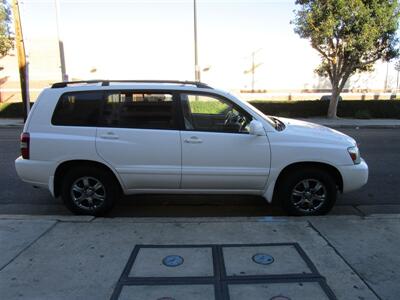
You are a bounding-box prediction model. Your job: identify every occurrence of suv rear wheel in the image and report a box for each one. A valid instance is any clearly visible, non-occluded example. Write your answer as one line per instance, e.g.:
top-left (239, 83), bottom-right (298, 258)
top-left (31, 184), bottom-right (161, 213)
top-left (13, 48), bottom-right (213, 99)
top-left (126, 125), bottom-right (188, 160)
top-left (61, 166), bottom-right (118, 216)
top-left (277, 168), bottom-right (337, 216)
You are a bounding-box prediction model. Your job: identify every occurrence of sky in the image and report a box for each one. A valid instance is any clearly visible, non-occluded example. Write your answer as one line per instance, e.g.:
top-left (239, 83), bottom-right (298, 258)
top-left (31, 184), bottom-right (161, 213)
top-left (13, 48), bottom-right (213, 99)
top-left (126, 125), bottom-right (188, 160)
top-left (14, 0), bottom-right (394, 90)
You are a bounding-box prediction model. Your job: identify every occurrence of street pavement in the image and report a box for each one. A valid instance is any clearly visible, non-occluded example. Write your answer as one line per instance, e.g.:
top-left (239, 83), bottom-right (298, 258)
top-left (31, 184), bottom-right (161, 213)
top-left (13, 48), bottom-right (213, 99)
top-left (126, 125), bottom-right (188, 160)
top-left (1, 214), bottom-right (399, 299)
top-left (0, 126), bottom-right (399, 216)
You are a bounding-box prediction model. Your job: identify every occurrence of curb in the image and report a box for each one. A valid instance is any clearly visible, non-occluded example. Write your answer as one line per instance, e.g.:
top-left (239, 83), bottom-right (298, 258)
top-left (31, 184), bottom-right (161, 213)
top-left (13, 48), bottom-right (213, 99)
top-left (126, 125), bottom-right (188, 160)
top-left (1, 213), bottom-right (399, 223)
top-left (0, 214), bottom-right (95, 222)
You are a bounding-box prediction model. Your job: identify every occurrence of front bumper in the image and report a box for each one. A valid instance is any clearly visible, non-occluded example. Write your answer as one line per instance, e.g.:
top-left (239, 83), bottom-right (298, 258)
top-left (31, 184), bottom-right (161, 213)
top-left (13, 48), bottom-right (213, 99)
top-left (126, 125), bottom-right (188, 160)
top-left (338, 159), bottom-right (369, 193)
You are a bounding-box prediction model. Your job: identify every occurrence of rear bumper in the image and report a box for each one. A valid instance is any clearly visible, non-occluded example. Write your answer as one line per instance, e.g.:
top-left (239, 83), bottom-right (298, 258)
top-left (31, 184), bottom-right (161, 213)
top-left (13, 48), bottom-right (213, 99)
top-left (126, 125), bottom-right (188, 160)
top-left (15, 156), bottom-right (54, 193)
top-left (338, 159), bottom-right (369, 193)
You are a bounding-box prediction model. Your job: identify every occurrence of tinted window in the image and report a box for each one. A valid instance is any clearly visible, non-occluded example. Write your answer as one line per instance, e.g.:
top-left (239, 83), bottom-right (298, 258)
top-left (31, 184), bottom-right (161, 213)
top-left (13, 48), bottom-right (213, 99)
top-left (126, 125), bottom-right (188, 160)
top-left (52, 91), bottom-right (102, 126)
top-left (99, 91), bottom-right (177, 129)
top-left (181, 94), bottom-right (251, 133)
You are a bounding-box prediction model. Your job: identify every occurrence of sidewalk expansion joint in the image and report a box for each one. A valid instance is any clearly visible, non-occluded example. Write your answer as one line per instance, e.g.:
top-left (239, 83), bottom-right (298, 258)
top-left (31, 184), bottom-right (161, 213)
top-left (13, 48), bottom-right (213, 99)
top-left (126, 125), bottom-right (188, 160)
top-left (352, 205), bottom-right (367, 217)
top-left (307, 220), bottom-right (382, 300)
top-left (0, 221), bottom-right (59, 272)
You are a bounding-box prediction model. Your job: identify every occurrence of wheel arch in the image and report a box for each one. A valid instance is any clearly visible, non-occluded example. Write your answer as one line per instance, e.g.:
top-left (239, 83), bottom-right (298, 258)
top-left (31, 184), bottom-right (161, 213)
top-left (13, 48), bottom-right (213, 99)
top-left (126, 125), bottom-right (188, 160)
top-left (269, 161), bottom-right (343, 203)
top-left (53, 160), bottom-right (124, 198)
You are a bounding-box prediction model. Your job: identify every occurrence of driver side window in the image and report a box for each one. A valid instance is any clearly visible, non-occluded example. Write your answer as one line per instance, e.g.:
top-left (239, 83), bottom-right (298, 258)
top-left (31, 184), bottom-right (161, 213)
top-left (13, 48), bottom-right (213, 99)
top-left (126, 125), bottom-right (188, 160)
top-left (181, 93), bottom-right (251, 133)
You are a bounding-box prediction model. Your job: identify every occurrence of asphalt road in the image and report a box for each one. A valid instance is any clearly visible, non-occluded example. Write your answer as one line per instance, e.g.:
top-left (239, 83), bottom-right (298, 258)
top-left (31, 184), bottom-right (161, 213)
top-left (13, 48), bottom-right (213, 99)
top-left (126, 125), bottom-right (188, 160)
top-left (0, 127), bottom-right (399, 216)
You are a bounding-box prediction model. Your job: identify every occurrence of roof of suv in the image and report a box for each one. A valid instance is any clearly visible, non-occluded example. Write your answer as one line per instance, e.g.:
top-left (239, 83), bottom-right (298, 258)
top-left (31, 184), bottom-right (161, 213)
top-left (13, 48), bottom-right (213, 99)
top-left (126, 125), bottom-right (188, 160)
top-left (42, 80), bottom-right (235, 106)
top-left (51, 80), bottom-right (212, 89)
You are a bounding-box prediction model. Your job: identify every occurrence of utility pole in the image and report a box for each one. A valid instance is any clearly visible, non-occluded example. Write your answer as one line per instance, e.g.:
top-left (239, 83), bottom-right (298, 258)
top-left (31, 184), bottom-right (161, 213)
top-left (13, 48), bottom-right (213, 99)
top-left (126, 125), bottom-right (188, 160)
top-left (395, 60), bottom-right (400, 92)
top-left (12, 0), bottom-right (30, 121)
top-left (55, 0), bottom-right (68, 81)
top-left (244, 49), bottom-right (262, 92)
top-left (193, 0), bottom-right (200, 82)
top-left (397, 70), bottom-right (400, 92)
top-left (384, 61), bottom-right (389, 91)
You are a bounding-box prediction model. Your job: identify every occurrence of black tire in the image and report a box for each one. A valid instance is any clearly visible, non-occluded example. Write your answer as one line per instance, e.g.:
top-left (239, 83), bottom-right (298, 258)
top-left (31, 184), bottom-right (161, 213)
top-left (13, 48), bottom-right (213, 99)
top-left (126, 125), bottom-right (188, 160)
top-left (61, 166), bottom-right (119, 216)
top-left (277, 168), bottom-right (337, 216)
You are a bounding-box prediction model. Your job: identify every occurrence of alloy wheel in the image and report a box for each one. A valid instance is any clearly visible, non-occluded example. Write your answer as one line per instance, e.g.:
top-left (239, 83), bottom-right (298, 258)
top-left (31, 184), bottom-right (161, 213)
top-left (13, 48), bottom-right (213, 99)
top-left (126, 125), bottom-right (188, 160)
top-left (70, 176), bottom-right (106, 211)
top-left (290, 178), bottom-right (327, 213)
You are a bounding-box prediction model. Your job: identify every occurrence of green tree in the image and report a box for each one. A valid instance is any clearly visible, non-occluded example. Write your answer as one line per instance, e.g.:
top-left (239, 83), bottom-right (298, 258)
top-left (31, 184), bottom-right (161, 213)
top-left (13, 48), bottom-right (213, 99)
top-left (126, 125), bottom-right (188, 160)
top-left (0, 0), bottom-right (13, 58)
top-left (293, 0), bottom-right (400, 118)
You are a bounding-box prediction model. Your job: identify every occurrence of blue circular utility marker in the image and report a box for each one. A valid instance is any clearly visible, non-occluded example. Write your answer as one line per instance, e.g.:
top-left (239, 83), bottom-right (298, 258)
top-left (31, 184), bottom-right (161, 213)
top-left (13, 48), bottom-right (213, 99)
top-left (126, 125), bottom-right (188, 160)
top-left (252, 253), bottom-right (274, 265)
top-left (162, 255), bottom-right (184, 267)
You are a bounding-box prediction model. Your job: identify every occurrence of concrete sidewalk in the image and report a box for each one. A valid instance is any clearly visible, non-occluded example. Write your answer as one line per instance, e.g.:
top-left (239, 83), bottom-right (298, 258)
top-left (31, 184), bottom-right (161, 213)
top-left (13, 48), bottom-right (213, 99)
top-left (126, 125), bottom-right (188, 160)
top-left (1, 214), bottom-right (399, 300)
top-left (1, 117), bottom-right (400, 129)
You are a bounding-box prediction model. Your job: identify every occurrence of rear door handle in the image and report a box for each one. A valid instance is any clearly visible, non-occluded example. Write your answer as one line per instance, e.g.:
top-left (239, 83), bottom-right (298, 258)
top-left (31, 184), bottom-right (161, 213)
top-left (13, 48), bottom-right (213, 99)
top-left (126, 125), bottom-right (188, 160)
top-left (100, 132), bottom-right (119, 140)
top-left (184, 136), bottom-right (203, 144)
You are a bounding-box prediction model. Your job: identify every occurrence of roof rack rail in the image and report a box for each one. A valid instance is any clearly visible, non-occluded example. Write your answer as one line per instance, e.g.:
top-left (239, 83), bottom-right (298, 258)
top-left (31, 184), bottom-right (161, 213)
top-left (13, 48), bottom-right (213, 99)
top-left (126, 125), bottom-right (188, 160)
top-left (51, 80), bottom-right (104, 88)
top-left (51, 80), bottom-right (212, 89)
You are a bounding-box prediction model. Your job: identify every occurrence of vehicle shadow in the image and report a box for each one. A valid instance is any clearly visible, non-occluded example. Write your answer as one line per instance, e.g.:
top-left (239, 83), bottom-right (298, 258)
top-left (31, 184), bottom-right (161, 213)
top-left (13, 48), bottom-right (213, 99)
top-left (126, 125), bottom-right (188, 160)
top-left (110, 194), bottom-right (285, 217)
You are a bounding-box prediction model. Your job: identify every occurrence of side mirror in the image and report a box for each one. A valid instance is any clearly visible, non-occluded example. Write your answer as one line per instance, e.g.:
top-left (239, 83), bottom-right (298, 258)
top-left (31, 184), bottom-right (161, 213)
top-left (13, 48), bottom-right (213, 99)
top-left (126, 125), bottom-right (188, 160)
top-left (249, 120), bottom-right (265, 136)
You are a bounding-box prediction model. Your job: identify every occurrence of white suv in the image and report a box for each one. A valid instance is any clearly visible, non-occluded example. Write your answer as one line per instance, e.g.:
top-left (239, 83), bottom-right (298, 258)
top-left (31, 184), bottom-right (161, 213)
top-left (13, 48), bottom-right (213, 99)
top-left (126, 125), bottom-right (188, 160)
top-left (15, 80), bottom-right (368, 216)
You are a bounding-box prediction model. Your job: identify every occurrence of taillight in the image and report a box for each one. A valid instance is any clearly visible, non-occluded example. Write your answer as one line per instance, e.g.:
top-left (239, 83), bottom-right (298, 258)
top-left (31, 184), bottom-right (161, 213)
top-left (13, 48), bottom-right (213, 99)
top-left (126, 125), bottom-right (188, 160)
top-left (20, 132), bottom-right (30, 159)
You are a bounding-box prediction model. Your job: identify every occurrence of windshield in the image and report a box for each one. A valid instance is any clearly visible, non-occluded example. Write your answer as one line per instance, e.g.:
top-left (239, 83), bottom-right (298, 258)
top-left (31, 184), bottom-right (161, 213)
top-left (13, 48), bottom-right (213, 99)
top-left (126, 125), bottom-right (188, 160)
top-left (227, 92), bottom-right (276, 128)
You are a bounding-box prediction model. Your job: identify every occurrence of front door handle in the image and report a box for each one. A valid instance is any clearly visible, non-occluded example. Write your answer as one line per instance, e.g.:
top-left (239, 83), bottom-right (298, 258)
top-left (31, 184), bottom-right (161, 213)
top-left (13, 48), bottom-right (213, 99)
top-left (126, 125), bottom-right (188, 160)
top-left (184, 136), bottom-right (203, 144)
top-left (100, 132), bottom-right (119, 140)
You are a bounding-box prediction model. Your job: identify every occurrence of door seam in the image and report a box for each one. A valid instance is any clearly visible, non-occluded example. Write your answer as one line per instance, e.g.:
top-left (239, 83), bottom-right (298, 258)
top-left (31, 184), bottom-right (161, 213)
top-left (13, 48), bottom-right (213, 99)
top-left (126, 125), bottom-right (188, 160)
top-left (179, 130), bottom-right (183, 189)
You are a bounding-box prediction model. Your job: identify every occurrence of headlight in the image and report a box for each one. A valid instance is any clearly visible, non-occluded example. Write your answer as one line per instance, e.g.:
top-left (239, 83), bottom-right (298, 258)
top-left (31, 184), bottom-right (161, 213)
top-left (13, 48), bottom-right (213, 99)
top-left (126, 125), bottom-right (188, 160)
top-left (347, 146), bottom-right (361, 164)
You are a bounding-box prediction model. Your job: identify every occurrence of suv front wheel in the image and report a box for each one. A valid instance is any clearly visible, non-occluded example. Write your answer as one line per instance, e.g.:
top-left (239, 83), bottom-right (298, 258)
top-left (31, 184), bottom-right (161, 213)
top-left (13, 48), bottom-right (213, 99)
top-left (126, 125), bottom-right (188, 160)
top-left (61, 166), bottom-right (118, 216)
top-left (278, 168), bottom-right (337, 216)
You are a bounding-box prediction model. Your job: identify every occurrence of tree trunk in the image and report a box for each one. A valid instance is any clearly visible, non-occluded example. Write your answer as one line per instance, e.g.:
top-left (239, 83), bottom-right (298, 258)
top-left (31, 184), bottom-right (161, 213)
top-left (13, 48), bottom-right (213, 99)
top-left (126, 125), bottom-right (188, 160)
top-left (327, 86), bottom-right (339, 119)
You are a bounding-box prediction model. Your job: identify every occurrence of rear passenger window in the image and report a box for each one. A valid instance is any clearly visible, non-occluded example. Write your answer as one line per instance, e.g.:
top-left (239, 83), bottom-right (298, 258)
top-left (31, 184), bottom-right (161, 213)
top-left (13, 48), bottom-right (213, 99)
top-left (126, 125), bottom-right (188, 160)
top-left (52, 91), bottom-right (102, 126)
top-left (99, 91), bottom-right (177, 130)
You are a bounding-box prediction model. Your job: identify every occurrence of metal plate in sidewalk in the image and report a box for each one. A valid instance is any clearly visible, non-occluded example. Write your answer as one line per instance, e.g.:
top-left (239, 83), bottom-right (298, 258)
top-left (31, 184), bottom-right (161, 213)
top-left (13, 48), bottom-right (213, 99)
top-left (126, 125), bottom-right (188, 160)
top-left (129, 247), bottom-right (213, 278)
top-left (252, 253), bottom-right (274, 265)
top-left (223, 244), bottom-right (314, 277)
top-left (110, 243), bottom-right (336, 300)
top-left (162, 255), bottom-right (184, 267)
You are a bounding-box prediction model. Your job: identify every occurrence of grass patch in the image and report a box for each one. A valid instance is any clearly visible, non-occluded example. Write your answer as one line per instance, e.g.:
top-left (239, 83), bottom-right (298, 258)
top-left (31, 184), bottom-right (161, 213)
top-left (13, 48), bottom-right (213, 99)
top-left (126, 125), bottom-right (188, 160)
top-left (189, 100), bottom-right (228, 114)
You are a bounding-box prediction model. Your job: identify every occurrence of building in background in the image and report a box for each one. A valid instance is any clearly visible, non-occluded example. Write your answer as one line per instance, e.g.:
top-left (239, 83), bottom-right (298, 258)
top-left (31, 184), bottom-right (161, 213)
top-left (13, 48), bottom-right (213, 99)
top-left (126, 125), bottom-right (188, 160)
top-left (1, 38), bottom-right (60, 102)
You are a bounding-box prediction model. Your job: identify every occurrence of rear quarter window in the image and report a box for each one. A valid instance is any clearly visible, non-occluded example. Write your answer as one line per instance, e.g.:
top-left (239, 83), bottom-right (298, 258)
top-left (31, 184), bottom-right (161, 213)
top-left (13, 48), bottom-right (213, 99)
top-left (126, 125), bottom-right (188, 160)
top-left (52, 91), bottom-right (103, 126)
